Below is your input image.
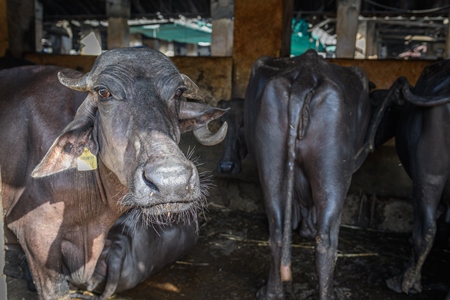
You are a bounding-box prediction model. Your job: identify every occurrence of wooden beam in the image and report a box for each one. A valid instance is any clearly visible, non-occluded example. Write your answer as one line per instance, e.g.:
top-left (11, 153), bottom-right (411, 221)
top-left (0, 0), bottom-right (8, 56)
top-left (336, 0), bottom-right (361, 58)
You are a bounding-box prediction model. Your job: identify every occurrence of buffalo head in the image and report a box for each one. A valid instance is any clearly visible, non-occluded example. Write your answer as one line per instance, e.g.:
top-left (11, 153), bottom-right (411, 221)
top-left (216, 98), bottom-right (247, 174)
top-left (31, 47), bottom-right (228, 224)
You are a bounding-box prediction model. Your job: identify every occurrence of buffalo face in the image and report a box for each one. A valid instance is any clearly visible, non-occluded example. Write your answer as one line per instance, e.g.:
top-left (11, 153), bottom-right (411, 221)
top-left (216, 98), bottom-right (247, 174)
top-left (31, 48), bottom-right (228, 224)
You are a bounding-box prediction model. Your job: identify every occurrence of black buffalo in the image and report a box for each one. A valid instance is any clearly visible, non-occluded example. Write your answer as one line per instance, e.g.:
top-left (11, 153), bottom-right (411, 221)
top-left (217, 98), bottom-right (247, 174)
top-left (219, 49), bottom-right (380, 299)
top-left (369, 60), bottom-right (450, 296)
top-left (70, 211), bottom-right (198, 299)
top-left (0, 47), bottom-right (227, 299)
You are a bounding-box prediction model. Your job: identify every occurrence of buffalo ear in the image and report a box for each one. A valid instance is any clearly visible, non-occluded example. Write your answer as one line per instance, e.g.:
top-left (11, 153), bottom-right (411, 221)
top-left (31, 95), bottom-right (98, 177)
top-left (181, 74), bottom-right (205, 102)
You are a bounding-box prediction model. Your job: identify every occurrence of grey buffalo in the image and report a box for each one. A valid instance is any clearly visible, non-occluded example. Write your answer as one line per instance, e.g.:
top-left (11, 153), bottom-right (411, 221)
top-left (218, 50), bottom-right (380, 299)
top-left (0, 47), bottom-right (227, 299)
top-left (370, 60), bottom-right (450, 297)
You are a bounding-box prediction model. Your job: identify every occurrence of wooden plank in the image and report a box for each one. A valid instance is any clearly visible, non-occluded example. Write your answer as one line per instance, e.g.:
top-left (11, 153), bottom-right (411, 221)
top-left (329, 58), bottom-right (431, 89)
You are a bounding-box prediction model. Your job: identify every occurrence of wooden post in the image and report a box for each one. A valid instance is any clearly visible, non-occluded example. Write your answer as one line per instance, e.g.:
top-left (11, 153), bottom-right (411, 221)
top-left (336, 0), bottom-right (361, 58)
top-left (106, 0), bottom-right (130, 50)
top-left (5, 0), bottom-right (35, 57)
top-left (232, 0), bottom-right (293, 98)
top-left (0, 0), bottom-right (8, 56)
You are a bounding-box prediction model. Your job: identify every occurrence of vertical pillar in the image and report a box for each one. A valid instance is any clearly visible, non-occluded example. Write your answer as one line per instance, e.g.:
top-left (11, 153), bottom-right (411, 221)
top-left (211, 0), bottom-right (234, 56)
top-left (0, 0), bottom-right (8, 56)
top-left (211, 19), bottom-right (233, 56)
top-left (186, 43), bottom-right (198, 56)
top-left (35, 0), bottom-right (43, 53)
top-left (365, 21), bottom-right (377, 58)
top-left (232, 0), bottom-right (293, 98)
top-left (355, 20), bottom-right (366, 59)
top-left (336, 0), bottom-right (361, 58)
top-left (6, 0), bottom-right (35, 57)
top-left (143, 38), bottom-right (160, 51)
top-left (445, 11), bottom-right (450, 59)
top-left (106, 0), bottom-right (130, 50)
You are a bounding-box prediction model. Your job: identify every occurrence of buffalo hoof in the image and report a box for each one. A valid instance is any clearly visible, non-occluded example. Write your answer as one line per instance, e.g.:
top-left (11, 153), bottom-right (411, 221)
top-left (256, 282), bottom-right (294, 300)
top-left (386, 273), bottom-right (422, 295)
top-left (256, 286), bottom-right (284, 300)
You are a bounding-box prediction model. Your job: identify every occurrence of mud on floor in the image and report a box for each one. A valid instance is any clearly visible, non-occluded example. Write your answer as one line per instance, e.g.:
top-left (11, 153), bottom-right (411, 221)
top-left (4, 206), bottom-right (450, 300)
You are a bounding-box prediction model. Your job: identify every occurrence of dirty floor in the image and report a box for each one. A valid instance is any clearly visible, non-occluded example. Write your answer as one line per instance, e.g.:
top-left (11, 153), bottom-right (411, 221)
top-left (5, 202), bottom-right (450, 300)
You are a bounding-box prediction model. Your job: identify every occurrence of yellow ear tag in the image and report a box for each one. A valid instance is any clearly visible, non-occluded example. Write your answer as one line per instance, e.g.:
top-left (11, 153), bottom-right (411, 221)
top-left (77, 147), bottom-right (97, 171)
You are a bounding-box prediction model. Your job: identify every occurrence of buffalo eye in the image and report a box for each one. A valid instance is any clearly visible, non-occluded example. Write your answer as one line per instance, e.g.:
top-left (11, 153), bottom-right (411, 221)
top-left (98, 88), bottom-right (111, 99)
top-left (175, 87), bottom-right (187, 99)
top-left (97, 88), bottom-right (111, 100)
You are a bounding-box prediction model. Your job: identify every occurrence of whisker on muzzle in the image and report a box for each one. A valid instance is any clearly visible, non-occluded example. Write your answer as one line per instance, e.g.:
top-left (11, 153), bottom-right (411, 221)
top-left (117, 151), bottom-right (211, 233)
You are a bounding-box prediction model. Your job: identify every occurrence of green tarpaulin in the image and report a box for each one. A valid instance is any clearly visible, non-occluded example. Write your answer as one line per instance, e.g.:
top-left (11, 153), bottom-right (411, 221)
top-left (130, 18), bottom-right (326, 55)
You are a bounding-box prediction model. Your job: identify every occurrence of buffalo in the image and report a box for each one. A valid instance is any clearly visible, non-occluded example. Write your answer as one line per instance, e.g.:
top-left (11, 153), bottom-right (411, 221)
top-left (0, 47), bottom-right (228, 299)
top-left (369, 60), bottom-right (450, 296)
top-left (218, 49), bottom-right (382, 299)
top-left (217, 98), bottom-right (247, 175)
top-left (69, 211), bottom-right (198, 299)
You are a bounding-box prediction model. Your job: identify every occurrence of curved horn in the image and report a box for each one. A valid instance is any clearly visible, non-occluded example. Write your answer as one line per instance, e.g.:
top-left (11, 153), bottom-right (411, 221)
top-left (58, 72), bottom-right (90, 91)
top-left (193, 121), bottom-right (228, 146)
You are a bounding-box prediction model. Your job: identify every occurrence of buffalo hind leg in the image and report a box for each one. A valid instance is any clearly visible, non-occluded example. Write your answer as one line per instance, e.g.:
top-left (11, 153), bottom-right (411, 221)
top-left (256, 193), bottom-right (288, 300)
top-left (314, 191), bottom-right (346, 300)
top-left (256, 162), bottom-right (292, 300)
top-left (387, 182), bottom-right (442, 294)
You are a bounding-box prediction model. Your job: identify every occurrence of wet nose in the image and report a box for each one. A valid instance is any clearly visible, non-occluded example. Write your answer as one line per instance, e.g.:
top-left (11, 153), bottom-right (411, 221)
top-left (142, 172), bottom-right (159, 192)
top-left (218, 161), bottom-right (235, 174)
top-left (142, 164), bottom-right (199, 197)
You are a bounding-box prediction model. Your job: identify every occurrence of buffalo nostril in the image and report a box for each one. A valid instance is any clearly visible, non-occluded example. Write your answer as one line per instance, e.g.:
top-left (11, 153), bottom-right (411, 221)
top-left (218, 161), bottom-right (235, 173)
top-left (142, 172), bottom-right (159, 191)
